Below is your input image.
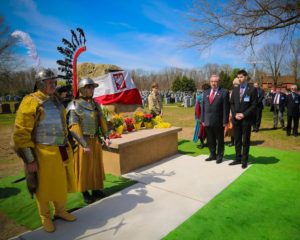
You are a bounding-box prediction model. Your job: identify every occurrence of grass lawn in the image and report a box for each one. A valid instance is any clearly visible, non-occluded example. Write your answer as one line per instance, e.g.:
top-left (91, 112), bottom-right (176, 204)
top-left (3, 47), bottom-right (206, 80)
top-left (163, 141), bottom-right (300, 240)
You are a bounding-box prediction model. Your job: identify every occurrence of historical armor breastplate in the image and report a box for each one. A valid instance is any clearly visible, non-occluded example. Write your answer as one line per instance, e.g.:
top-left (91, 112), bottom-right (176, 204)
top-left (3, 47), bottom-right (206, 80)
top-left (72, 99), bottom-right (99, 136)
top-left (34, 98), bottom-right (67, 146)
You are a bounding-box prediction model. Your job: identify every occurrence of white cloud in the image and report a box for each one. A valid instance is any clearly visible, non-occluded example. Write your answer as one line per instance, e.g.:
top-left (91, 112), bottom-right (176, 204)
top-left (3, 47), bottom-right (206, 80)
top-left (12, 0), bottom-right (69, 36)
top-left (142, 1), bottom-right (185, 31)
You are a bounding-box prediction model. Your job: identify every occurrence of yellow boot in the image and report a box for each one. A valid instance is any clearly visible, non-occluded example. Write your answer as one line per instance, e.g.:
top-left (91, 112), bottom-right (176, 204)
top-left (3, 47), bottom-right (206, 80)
top-left (36, 200), bottom-right (56, 233)
top-left (54, 201), bottom-right (77, 222)
top-left (42, 218), bottom-right (55, 233)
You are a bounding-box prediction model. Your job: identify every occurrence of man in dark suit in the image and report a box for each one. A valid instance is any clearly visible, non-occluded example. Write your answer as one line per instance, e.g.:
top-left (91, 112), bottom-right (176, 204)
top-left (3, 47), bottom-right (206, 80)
top-left (270, 87), bottom-right (287, 129)
top-left (252, 82), bottom-right (265, 132)
top-left (200, 75), bottom-right (229, 164)
top-left (286, 85), bottom-right (300, 136)
top-left (229, 70), bottom-right (257, 169)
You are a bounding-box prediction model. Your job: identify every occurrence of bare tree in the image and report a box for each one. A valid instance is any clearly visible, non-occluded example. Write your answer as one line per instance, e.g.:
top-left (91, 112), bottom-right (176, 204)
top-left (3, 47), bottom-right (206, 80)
top-left (289, 38), bottom-right (300, 85)
top-left (0, 16), bottom-right (17, 71)
top-left (259, 43), bottom-right (286, 87)
top-left (188, 0), bottom-right (300, 49)
top-left (0, 16), bottom-right (24, 94)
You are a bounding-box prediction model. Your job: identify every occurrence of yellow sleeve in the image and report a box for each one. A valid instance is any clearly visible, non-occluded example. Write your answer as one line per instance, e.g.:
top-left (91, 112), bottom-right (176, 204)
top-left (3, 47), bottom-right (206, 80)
top-left (13, 95), bottom-right (39, 149)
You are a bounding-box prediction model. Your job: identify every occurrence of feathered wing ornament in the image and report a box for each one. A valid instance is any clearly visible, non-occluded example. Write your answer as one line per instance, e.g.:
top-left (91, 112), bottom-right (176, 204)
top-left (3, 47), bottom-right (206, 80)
top-left (11, 30), bottom-right (41, 71)
top-left (57, 27), bottom-right (87, 97)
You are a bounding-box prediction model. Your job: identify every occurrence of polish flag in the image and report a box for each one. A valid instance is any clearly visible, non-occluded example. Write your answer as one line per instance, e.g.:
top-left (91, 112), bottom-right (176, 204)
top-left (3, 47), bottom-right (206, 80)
top-left (93, 71), bottom-right (142, 105)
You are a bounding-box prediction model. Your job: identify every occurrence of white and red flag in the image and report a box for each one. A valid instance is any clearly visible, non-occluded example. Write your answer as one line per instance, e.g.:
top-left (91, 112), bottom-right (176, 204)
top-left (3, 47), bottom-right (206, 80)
top-left (93, 71), bottom-right (142, 105)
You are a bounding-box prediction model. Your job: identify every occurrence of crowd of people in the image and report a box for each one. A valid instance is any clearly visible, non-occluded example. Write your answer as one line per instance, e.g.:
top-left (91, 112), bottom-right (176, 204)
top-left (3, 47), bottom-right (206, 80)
top-left (11, 68), bottom-right (299, 233)
top-left (193, 70), bottom-right (300, 169)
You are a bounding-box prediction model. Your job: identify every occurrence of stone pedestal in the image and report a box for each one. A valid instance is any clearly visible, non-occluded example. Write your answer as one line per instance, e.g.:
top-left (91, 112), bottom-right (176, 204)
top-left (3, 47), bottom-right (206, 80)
top-left (103, 127), bottom-right (182, 175)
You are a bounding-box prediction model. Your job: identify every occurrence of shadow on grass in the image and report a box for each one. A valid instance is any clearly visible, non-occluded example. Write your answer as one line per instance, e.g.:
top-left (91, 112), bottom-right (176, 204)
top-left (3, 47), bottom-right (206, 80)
top-left (178, 150), bottom-right (197, 155)
top-left (251, 140), bottom-right (265, 146)
top-left (249, 156), bottom-right (280, 164)
top-left (258, 127), bottom-right (275, 132)
top-left (0, 187), bottom-right (20, 199)
top-left (178, 140), bottom-right (190, 146)
top-left (224, 153), bottom-right (280, 165)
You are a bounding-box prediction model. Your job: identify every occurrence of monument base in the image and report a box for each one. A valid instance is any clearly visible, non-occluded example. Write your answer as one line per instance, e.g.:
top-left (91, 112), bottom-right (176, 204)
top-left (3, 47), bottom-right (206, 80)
top-left (103, 127), bottom-right (182, 176)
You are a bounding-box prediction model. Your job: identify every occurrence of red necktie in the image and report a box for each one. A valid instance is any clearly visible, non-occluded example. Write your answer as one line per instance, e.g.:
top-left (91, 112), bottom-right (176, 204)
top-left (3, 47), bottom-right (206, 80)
top-left (209, 89), bottom-right (215, 104)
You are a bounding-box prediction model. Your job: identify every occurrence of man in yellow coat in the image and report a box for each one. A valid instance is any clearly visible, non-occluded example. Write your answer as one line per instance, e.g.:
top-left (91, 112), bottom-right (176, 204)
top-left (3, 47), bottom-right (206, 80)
top-left (68, 77), bottom-right (110, 204)
top-left (13, 69), bottom-right (76, 233)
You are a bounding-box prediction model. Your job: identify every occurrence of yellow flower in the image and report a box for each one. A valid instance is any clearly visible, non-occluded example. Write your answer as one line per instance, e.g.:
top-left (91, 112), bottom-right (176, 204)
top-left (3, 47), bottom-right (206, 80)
top-left (112, 114), bottom-right (124, 127)
top-left (133, 111), bottom-right (144, 123)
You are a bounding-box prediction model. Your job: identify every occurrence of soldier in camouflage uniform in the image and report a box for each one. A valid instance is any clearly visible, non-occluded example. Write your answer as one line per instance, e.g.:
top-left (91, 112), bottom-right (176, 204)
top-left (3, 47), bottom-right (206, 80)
top-left (148, 82), bottom-right (163, 117)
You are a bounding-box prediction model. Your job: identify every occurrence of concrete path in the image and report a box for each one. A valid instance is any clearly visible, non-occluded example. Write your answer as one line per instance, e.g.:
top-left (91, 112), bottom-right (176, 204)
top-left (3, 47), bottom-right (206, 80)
top-left (13, 154), bottom-right (247, 240)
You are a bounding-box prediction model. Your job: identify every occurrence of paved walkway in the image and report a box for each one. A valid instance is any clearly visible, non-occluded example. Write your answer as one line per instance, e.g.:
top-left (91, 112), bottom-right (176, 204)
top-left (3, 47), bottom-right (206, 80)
top-left (13, 154), bottom-right (247, 240)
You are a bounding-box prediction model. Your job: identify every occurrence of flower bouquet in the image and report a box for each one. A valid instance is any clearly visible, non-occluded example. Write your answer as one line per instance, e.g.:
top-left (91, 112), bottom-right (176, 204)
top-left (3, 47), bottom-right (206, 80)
top-left (133, 111), bottom-right (144, 130)
top-left (143, 113), bottom-right (153, 129)
top-left (124, 117), bottom-right (134, 132)
top-left (153, 115), bottom-right (171, 128)
top-left (111, 114), bottom-right (124, 134)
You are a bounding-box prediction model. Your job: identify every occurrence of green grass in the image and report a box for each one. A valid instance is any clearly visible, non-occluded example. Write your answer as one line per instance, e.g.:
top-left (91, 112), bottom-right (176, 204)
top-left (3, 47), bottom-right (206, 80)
top-left (163, 141), bottom-right (300, 240)
top-left (0, 173), bottom-right (136, 230)
top-left (0, 113), bottom-right (16, 126)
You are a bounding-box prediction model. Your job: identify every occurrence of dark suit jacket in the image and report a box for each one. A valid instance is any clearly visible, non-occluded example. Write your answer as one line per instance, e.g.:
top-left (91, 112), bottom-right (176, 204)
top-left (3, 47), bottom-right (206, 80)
top-left (270, 93), bottom-right (286, 112)
top-left (230, 84), bottom-right (258, 126)
top-left (200, 87), bottom-right (229, 127)
top-left (286, 93), bottom-right (300, 117)
top-left (256, 88), bottom-right (265, 109)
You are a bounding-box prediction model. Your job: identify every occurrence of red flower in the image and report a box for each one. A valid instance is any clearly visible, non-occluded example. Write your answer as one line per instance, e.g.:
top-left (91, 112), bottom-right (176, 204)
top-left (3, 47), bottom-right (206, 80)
top-left (143, 113), bottom-right (153, 123)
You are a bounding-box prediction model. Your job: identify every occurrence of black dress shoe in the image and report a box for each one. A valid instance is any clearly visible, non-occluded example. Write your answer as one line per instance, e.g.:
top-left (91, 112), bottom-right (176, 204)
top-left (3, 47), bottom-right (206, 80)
top-left (229, 160), bottom-right (241, 166)
top-left (216, 158), bottom-right (223, 164)
top-left (293, 133), bottom-right (299, 137)
top-left (205, 155), bottom-right (216, 161)
top-left (287, 132), bottom-right (291, 136)
top-left (92, 190), bottom-right (106, 199)
top-left (272, 127), bottom-right (277, 130)
top-left (242, 161), bottom-right (248, 169)
top-left (197, 144), bottom-right (204, 149)
top-left (82, 191), bottom-right (95, 204)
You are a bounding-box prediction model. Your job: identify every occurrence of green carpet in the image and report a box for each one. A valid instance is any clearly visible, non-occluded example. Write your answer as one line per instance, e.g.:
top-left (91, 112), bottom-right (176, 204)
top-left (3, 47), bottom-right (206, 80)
top-left (0, 173), bottom-right (136, 230)
top-left (163, 141), bottom-right (300, 240)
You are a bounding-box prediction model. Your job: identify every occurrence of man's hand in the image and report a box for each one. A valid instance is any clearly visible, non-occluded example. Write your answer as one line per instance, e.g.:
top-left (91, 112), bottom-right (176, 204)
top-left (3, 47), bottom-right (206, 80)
top-left (105, 139), bottom-right (111, 146)
top-left (235, 113), bottom-right (245, 120)
top-left (83, 147), bottom-right (91, 152)
top-left (27, 161), bottom-right (38, 173)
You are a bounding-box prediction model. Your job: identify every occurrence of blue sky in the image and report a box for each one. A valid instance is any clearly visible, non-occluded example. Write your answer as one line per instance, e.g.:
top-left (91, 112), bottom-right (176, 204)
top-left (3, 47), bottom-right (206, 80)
top-left (1, 0), bottom-right (277, 71)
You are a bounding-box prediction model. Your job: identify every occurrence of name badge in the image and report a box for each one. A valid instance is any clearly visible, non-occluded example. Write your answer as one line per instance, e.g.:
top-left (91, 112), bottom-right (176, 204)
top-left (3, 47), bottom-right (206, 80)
top-left (244, 96), bottom-right (250, 102)
top-left (295, 100), bottom-right (299, 104)
top-left (281, 97), bottom-right (285, 100)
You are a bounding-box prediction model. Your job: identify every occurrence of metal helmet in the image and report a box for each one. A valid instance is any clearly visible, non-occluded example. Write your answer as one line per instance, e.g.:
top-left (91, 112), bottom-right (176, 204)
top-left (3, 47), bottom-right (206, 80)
top-left (35, 68), bottom-right (57, 90)
top-left (78, 77), bottom-right (99, 90)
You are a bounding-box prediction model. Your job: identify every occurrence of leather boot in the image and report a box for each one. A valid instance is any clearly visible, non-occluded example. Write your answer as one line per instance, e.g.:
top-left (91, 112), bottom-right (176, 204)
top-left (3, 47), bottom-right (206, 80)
top-left (54, 201), bottom-right (76, 222)
top-left (36, 200), bottom-right (55, 233)
top-left (82, 191), bottom-right (95, 204)
top-left (92, 190), bottom-right (106, 199)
